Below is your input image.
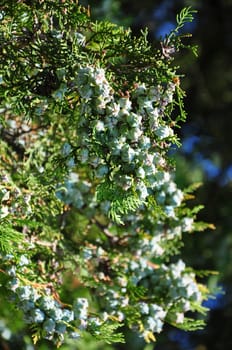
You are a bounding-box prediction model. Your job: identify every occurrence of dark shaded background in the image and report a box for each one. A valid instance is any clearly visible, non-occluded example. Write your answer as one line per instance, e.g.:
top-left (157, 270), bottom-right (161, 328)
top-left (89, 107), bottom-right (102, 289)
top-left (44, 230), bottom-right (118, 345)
top-left (80, 1), bottom-right (232, 349)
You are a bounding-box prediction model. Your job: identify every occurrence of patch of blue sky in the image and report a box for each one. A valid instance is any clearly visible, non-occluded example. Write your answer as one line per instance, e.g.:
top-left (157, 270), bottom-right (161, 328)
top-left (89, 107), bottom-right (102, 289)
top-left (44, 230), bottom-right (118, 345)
top-left (180, 20), bottom-right (197, 34)
top-left (172, 135), bottom-right (221, 181)
top-left (155, 20), bottom-right (197, 39)
top-left (196, 154), bottom-right (220, 179)
top-left (155, 21), bottom-right (176, 39)
top-left (182, 135), bottom-right (200, 153)
top-left (203, 285), bottom-right (226, 310)
top-left (203, 294), bottom-right (226, 310)
top-left (153, 1), bottom-right (198, 39)
top-left (153, 0), bottom-right (172, 20)
top-left (168, 329), bottom-right (194, 350)
top-left (220, 164), bottom-right (232, 185)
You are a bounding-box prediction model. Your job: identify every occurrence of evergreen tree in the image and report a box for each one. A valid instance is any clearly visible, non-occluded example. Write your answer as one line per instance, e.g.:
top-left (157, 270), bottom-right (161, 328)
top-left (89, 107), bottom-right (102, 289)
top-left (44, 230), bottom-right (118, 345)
top-left (0, 1), bottom-right (214, 348)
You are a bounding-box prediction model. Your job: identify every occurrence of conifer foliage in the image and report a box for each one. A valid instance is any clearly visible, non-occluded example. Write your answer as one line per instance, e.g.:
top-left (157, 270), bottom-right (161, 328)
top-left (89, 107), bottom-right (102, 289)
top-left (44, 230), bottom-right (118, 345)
top-left (0, 1), bottom-right (213, 347)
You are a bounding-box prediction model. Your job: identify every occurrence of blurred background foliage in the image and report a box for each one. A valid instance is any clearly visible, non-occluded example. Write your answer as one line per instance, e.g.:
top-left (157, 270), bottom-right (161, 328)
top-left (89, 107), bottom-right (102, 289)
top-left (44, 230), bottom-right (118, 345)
top-left (1, 0), bottom-right (232, 349)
